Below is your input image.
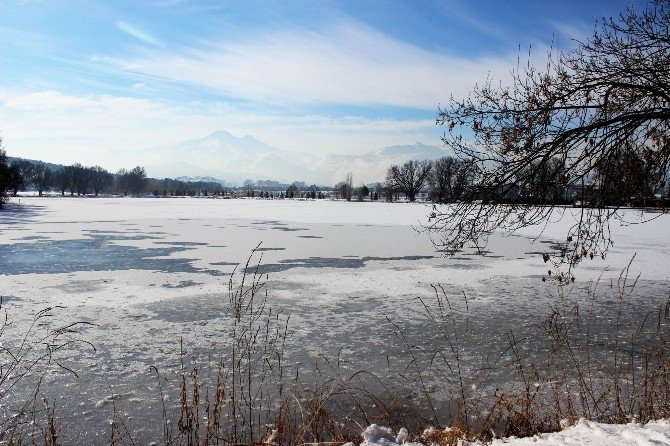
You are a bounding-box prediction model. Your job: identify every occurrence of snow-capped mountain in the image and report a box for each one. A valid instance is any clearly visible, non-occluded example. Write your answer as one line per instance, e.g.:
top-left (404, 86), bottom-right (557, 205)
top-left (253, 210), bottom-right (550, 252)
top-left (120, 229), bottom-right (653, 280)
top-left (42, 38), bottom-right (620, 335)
top-left (145, 130), bottom-right (455, 185)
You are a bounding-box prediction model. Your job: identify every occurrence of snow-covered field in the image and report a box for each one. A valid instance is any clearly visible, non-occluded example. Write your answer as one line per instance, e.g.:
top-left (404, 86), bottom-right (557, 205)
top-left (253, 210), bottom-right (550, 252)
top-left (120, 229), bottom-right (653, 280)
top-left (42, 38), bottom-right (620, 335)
top-left (1, 197), bottom-right (670, 444)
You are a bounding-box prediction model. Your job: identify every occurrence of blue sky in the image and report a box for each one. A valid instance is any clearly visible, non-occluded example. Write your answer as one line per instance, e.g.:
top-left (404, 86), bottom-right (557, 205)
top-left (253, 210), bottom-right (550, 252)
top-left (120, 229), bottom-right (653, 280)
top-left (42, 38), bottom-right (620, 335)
top-left (1, 0), bottom-right (633, 169)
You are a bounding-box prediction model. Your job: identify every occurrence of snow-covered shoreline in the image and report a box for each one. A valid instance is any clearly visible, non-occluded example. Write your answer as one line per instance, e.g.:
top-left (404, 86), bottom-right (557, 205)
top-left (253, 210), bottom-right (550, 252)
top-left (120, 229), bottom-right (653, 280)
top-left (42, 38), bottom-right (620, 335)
top-left (355, 419), bottom-right (670, 446)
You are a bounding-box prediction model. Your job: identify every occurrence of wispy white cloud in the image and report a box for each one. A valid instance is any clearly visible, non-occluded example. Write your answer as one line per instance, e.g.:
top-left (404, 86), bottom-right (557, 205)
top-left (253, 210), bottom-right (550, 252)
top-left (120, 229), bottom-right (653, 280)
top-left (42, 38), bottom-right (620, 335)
top-left (0, 25), bottom-right (66, 51)
top-left (434, 1), bottom-right (510, 40)
top-left (116, 21), bottom-right (163, 46)
top-left (105, 20), bottom-right (524, 109)
top-left (551, 20), bottom-right (594, 46)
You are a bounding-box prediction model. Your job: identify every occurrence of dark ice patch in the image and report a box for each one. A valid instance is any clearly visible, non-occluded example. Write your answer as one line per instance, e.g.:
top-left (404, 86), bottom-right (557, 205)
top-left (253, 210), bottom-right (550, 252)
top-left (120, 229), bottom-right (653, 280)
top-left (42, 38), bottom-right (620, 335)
top-left (252, 220), bottom-right (285, 226)
top-left (258, 255), bottom-right (435, 273)
top-left (0, 203), bottom-right (49, 225)
top-left (271, 227), bottom-right (308, 232)
top-left (17, 235), bottom-right (50, 241)
top-left (0, 295), bottom-right (21, 303)
top-left (48, 279), bottom-right (110, 293)
top-left (144, 295), bottom-right (227, 323)
top-left (154, 241), bottom-right (209, 247)
top-left (0, 233), bottom-right (220, 275)
top-left (461, 250), bottom-right (504, 259)
top-left (539, 240), bottom-right (563, 251)
top-left (210, 262), bottom-right (238, 266)
top-left (162, 280), bottom-right (201, 289)
top-left (434, 263), bottom-right (487, 270)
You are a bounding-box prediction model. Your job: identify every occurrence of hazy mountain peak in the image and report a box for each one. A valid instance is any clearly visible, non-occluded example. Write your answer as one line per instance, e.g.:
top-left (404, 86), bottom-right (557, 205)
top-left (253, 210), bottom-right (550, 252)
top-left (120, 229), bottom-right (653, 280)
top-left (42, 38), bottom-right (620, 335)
top-left (241, 134), bottom-right (260, 142)
top-left (207, 130), bottom-right (234, 138)
top-left (146, 131), bottom-right (454, 185)
top-left (203, 130), bottom-right (263, 144)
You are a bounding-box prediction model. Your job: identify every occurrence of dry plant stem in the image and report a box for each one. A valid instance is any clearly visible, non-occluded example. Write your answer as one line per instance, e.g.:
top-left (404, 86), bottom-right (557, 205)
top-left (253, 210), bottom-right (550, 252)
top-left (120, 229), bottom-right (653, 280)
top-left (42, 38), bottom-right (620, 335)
top-left (401, 259), bottom-right (670, 441)
top-left (150, 365), bottom-right (173, 445)
top-left (0, 298), bottom-right (95, 443)
top-left (148, 246), bottom-right (294, 446)
top-left (107, 383), bottom-right (138, 446)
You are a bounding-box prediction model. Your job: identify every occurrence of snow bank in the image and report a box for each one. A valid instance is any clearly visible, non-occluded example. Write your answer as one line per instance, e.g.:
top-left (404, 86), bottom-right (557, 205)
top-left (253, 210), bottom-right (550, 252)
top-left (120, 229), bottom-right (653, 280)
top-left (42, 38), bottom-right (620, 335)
top-left (347, 424), bottom-right (421, 446)
top-left (488, 418), bottom-right (670, 445)
top-left (355, 419), bottom-right (670, 446)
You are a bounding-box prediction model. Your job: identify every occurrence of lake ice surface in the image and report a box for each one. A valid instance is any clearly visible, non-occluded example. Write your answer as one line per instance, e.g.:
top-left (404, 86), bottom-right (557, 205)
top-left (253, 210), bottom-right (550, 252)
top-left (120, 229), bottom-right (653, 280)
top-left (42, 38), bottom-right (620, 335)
top-left (1, 197), bottom-right (669, 444)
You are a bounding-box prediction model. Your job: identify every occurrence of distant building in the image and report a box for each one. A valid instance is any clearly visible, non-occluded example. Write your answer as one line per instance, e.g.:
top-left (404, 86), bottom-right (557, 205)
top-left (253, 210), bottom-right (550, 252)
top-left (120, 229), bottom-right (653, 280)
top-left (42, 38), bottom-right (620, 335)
top-left (257, 179), bottom-right (281, 188)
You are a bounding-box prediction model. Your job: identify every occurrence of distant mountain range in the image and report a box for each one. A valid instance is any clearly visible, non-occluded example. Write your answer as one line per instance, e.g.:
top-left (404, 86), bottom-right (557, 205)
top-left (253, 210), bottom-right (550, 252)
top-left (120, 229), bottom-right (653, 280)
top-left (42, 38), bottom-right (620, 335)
top-left (144, 130), bottom-right (455, 185)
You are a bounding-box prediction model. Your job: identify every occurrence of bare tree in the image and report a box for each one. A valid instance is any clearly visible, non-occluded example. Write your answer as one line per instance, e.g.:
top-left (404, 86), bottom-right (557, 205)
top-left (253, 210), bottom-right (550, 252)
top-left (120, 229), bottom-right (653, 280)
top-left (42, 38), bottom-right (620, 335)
top-left (71, 163), bottom-right (89, 196)
top-left (31, 163), bottom-right (53, 196)
top-left (344, 172), bottom-right (353, 201)
top-left (429, 1), bottom-right (670, 276)
top-left (334, 173), bottom-right (354, 201)
top-left (385, 160), bottom-right (432, 202)
top-left (8, 160), bottom-right (31, 196)
top-left (517, 157), bottom-right (569, 205)
top-left (430, 157), bottom-right (475, 203)
top-left (452, 159), bottom-right (476, 201)
top-left (591, 149), bottom-right (661, 207)
top-left (116, 168), bottom-right (129, 196)
top-left (430, 157), bottom-right (457, 203)
top-left (55, 166), bottom-right (73, 196)
top-left (89, 166), bottom-right (113, 196)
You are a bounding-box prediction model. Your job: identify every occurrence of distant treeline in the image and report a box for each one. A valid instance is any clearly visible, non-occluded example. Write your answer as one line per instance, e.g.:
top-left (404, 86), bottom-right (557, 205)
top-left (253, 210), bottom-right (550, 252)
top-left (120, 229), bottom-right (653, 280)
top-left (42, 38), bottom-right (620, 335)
top-left (1, 157), bottom-right (227, 198)
top-left (2, 151), bottom-right (667, 208)
top-left (330, 158), bottom-right (476, 203)
top-left (337, 155), bottom-right (669, 207)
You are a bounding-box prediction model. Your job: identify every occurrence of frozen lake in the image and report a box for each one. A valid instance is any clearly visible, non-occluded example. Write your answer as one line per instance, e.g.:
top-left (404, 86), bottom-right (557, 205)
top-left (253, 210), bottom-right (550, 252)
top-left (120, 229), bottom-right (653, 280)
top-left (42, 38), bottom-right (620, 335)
top-left (1, 197), bottom-right (669, 443)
